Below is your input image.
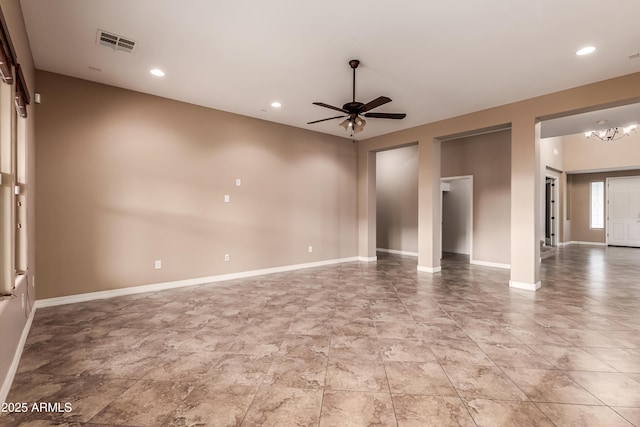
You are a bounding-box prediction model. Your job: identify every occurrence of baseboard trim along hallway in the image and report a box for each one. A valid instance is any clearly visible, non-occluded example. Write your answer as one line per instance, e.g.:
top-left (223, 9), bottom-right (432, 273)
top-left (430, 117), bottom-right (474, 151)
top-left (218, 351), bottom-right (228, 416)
top-left (36, 256), bottom-right (367, 308)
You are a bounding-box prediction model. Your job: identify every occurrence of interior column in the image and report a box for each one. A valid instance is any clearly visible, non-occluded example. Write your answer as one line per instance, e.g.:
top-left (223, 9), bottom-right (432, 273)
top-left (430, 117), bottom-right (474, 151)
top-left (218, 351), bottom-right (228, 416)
top-left (509, 119), bottom-right (541, 290)
top-left (358, 149), bottom-right (377, 261)
top-left (417, 137), bottom-right (441, 273)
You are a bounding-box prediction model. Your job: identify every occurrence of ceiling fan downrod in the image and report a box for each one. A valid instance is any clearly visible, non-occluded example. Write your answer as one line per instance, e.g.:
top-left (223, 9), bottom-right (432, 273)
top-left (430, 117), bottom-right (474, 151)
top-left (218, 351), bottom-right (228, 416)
top-left (349, 59), bottom-right (359, 103)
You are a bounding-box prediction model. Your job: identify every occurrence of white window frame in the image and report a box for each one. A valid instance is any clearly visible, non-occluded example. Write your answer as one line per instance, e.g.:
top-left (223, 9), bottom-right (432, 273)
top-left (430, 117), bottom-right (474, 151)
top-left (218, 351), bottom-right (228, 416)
top-left (590, 181), bottom-right (605, 230)
top-left (0, 63), bottom-right (29, 295)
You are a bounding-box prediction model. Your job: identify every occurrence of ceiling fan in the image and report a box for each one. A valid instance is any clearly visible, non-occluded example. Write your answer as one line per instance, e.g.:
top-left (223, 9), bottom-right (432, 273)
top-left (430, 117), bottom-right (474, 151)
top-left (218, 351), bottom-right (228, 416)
top-left (307, 59), bottom-right (406, 135)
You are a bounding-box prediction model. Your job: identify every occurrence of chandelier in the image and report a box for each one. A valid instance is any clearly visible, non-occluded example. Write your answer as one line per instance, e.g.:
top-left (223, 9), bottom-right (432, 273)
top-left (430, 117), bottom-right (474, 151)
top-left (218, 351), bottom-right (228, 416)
top-left (585, 124), bottom-right (637, 142)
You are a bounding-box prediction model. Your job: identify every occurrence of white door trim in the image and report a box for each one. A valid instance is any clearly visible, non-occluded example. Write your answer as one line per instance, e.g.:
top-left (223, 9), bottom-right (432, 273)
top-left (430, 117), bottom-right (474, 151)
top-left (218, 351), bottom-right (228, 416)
top-left (545, 173), bottom-right (559, 247)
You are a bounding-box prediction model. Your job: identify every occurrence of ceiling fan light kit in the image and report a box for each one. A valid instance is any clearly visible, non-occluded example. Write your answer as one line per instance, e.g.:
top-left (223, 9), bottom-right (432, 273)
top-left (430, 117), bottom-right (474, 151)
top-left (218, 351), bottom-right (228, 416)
top-left (307, 59), bottom-right (406, 136)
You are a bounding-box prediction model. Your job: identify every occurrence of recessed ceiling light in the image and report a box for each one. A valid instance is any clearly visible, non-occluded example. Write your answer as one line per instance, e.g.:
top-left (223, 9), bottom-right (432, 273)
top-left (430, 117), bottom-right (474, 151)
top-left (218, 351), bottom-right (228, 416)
top-left (150, 68), bottom-right (165, 77)
top-left (576, 46), bottom-right (596, 56)
top-left (271, 102), bottom-right (282, 108)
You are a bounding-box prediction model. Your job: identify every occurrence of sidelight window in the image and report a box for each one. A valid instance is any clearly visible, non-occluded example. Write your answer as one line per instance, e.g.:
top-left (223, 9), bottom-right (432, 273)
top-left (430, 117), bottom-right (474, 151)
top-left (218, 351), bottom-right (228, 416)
top-left (590, 181), bottom-right (604, 229)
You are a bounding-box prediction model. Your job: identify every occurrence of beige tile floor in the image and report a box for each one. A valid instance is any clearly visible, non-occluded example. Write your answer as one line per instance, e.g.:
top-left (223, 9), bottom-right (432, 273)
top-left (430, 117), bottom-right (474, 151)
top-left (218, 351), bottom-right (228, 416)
top-left (2, 245), bottom-right (640, 426)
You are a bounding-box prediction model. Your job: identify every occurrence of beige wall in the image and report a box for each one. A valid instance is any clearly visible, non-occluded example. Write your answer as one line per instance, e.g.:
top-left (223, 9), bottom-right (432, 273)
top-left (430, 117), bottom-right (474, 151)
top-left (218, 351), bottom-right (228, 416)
top-left (540, 136), bottom-right (564, 172)
top-left (373, 131), bottom-right (512, 263)
top-left (0, 0), bottom-right (36, 403)
top-left (541, 130), bottom-right (640, 245)
top-left (359, 72), bottom-right (640, 288)
top-left (562, 131), bottom-right (640, 241)
top-left (441, 130), bottom-right (511, 265)
top-left (567, 170), bottom-right (640, 243)
top-left (35, 71), bottom-right (358, 299)
top-left (376, 145), bottom-right (418, 253)
top-left (563, 130), bottom-right (640, 172)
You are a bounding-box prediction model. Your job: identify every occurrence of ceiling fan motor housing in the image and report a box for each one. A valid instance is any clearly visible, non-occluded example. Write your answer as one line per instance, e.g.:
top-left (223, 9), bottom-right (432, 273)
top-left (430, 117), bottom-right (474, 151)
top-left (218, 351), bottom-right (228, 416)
top-left (343, 101), bottom-right (364, 112)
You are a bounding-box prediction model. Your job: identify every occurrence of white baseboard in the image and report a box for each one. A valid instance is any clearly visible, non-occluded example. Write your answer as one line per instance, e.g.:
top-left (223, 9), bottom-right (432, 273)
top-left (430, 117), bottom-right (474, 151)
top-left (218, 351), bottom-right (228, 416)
top-left (36, 256), bottom-right (363, 308)
top-left (357, 256), bottom-right (378, 262)
top-left (0, 304), bottom-right (36, 405)
top-left (470, 260), bottom-right (511, 270)
top-left (509, 280), bottom-right (541, 291)
top-left (417, 265), bottom-right (441, 273)
top-left (563, 241), bottom-right (606, 246)
top-left (376, 248), bottom-right (418, 257)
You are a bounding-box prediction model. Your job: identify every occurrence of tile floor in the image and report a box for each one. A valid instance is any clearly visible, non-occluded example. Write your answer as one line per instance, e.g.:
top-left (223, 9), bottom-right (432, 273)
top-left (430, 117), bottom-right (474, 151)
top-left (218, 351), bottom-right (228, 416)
top-left (2, 245), bottom-right (640, 426)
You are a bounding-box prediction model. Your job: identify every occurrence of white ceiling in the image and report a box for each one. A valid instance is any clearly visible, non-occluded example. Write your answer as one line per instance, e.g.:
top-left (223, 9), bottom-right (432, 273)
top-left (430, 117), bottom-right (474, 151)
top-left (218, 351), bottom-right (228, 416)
top-left (19, 0), bottom-right (640, 140)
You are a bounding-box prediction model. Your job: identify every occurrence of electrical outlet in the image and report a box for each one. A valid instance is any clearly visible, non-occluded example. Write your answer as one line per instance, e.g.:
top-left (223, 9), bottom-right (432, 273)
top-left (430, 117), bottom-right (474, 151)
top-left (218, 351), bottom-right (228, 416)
top-left (224, 254), bottom-right (230, 262)
top-left (224, 194), bottom-right (230, 203)
top-left (154, 260), bottom-right (162, 269)
top-left (235, 178), bottom-right (241, 187)
top-left (308, 246), bottom-right (313, 253)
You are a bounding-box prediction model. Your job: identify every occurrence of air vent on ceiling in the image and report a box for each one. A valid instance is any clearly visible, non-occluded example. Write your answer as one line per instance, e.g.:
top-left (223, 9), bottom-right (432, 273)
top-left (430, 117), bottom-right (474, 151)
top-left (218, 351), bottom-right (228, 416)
top-left (96, 29), bottom-right (137, 54)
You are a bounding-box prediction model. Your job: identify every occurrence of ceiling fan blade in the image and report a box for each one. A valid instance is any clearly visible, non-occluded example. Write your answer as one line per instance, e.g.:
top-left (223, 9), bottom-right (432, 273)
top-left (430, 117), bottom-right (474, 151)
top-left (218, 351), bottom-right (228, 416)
top-left (312, 102), bottom-right (349, 114)
top-left (307, 115), bottom-right (346, 124)
top-left (360, 96), bottom-right (391, 113)
top-left (364, 112), bottom-right (406, 120)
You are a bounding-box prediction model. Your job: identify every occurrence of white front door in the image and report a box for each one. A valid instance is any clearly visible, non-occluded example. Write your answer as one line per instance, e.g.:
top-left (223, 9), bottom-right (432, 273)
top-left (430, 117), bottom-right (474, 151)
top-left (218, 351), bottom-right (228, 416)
top-left (607, 176), bottom-right (640, 247)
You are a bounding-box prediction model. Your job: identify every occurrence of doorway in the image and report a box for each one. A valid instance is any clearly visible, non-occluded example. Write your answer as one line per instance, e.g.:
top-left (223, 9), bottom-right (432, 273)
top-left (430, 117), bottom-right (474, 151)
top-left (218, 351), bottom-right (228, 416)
top-left (607, 176), bottom-right (640, 247)
top-left (544, 175), bottom-right (558, 247)
top-left (441, 175), bottom-right (473, 260)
